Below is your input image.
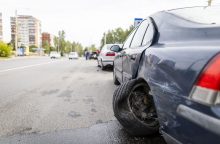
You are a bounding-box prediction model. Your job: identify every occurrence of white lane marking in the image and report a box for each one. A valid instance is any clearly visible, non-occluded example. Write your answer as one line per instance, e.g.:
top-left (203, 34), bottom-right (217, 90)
top-left (0, 60), bottom-right (61, 73)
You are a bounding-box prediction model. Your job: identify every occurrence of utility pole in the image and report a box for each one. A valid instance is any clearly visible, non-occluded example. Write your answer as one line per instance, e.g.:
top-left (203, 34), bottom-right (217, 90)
top-left (208, 0), bottom-right (212, 6)
top-left (15, 10), bottom-right (18, 56)
top-left (58, 36), bottom-right (60, 52)
top-left (104, 33), bottom-right (107, 45)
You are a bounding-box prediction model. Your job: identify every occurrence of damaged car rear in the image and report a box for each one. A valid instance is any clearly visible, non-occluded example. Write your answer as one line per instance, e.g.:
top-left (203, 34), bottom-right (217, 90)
top-left (111, 6), bottom-right (220, 144)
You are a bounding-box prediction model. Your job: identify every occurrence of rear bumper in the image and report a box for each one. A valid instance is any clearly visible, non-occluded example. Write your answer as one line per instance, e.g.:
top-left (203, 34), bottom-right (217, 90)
top-left (177, 104), bottom-right (220, 135)
top-left (102, 60), bottom-right (113, 66)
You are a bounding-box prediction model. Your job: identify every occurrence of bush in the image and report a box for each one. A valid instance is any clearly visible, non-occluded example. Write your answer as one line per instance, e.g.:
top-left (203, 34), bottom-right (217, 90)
top-left (29, 45), bottom-right (37, 52)
top-left (0, 41), bottom-right (12, 57)
top-left (11, 51), bottom-right (16, 56)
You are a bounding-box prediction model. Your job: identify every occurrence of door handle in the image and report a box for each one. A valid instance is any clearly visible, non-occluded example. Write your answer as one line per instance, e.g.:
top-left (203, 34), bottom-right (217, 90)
top-left (130, 54), bottom-right (137, 60)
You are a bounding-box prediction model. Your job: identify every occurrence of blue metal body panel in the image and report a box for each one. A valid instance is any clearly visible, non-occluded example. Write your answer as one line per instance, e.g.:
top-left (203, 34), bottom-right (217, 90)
top-left (114, 10), bottom-right (220, 144)
top-left (137, 45), bottom-right (220, 144)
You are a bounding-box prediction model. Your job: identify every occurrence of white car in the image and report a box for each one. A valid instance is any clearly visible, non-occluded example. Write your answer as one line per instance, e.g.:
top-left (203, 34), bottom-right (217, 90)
top-left (69, 52), bottom-right (79, 59)
top-left (97, 44), bottom-right (122, 70)
top-left (50, 51), bottom-right (61, 59)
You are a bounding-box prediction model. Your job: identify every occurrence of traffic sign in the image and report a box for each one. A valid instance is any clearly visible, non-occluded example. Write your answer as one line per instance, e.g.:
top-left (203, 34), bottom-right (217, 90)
top-left (134, 18), bottom-right (143, 27)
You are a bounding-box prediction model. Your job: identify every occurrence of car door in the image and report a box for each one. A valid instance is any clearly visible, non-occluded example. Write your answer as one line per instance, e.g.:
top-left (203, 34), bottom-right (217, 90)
top-left (114, 28), bottom-right (137, 83)
top-left (122, 19), bottom-right (153, 82)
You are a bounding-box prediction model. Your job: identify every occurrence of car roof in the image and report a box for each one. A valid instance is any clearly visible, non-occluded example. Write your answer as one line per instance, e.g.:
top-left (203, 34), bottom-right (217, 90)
top-left (148, 6), bottom-right (220, 26)
top-left (166, 6), bottom-right (220, 25)
top-left (149, 7), bottom-right (220, 45)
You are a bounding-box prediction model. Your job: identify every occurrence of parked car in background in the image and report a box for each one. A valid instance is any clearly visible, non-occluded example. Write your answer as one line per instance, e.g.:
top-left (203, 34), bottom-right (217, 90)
top-left (97, 44), bottom-right (122, 70)
top-left (50, 51), bottom-right (61, 59)
top-left (111, 6), bottom-right (220, 144)
top-left (69, 52), bottom-right (79, 59)
top-left (89, 52), bottom-right (98, 60)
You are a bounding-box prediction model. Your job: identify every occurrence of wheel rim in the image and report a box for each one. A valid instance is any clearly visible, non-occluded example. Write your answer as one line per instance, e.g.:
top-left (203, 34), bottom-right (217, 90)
top-left (128, 84), bottom-right (158, 127)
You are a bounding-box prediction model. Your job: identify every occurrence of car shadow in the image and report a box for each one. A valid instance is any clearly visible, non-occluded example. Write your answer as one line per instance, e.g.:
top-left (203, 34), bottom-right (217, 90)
top-left (0, 120), bottom-right (166, 144)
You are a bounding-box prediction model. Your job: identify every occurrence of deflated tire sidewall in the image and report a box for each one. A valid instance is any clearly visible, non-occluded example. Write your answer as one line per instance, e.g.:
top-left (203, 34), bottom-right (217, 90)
top-left (113, 80), bottom-right (159, 136)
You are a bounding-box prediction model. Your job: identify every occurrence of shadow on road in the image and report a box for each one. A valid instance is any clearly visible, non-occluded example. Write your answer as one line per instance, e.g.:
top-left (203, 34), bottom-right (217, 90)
top-left (0, 120), bottom-right (166, 144)
top-left (96, 66), bottom-right (113, 72)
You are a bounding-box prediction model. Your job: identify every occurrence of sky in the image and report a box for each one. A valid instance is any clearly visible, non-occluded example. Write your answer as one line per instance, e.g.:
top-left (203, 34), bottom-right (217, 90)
top-left (0, 0), bottom-right (218, 47)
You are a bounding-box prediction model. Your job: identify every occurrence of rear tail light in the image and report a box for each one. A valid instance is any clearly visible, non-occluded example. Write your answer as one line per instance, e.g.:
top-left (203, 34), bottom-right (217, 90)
top-left (190, 54), bottom-right (220, 105)
top-left (106, 52), bottom-right (115, 56)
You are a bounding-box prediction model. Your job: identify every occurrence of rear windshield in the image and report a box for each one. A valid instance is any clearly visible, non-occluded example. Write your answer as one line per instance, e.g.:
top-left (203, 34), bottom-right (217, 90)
top-left (106, 45), bottom-right (114, 50)
top-left (103, 44), bottom-right (122, 50)
top-left (168, 6), bottom-right (220, 25)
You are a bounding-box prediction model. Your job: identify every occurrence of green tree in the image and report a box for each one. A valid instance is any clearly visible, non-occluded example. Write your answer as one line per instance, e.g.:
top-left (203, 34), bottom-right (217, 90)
top-left (77, 46), bottom-right (84, 57)
top-left (29, 45), bottom-right (38, 52)
top-left (42, 41), bottom-right (50, 54)
top-left (53, 30), bottom-right (85, 56)
top-left (72, 42), bottom-right (84, 56)
top-left (100, 25), bottom-right (134, 48)
top-left (88, 44), bottom-right (97, 52)
top-left (58, 30), bottom-right (66, 56)
top-left (0, 41), bottom-right (12, 57)
top-left (71, 42), bottom-right (77, 52)
top-left (65, 41), bottom-right (72, 53)
top-left (50, 46), bottom-right (56, 52)
top-left (54, 36), bottom-right (59, 52)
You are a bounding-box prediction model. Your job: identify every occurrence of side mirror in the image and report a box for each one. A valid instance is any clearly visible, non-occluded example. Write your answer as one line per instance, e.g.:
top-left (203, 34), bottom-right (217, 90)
top-left (110, 45), bottom-right (122, 53)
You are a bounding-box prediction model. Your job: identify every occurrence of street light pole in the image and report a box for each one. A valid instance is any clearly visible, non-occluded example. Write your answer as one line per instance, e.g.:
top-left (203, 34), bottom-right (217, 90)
top-left (104, 33), bottom-right (107, 45)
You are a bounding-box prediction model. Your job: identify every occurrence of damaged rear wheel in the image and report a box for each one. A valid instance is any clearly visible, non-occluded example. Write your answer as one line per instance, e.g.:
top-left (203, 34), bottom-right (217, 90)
top-left (113, 79), bottom-right (159, 136)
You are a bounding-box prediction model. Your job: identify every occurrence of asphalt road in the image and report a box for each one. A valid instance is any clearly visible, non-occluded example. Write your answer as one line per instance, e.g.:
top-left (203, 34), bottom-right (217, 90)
top-left (0, 57), bottom-right (116, 136)
top-left (0, 57), bottom-right (165, 144)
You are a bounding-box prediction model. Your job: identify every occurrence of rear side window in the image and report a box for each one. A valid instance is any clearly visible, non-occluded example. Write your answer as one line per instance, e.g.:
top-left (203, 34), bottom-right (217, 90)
top-left (130, 20), bottom-right (149, 48)
top-left (142, 23), bottom-right (154, 46)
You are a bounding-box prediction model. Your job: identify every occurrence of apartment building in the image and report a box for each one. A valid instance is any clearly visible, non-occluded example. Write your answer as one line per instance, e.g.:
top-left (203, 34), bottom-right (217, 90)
top-left (11, 15), bottom-right (41, 48)
top-left (42, 32), bottom-right (55, 47)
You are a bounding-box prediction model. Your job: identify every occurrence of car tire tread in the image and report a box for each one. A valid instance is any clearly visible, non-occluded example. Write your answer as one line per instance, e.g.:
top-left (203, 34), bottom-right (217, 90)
top-left (113, 68), bottom-right (120, 85)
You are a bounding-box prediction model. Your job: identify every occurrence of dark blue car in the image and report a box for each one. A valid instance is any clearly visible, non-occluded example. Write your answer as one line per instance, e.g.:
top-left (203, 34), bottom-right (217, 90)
top-left (111, 6), bottom-right (220, 144)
